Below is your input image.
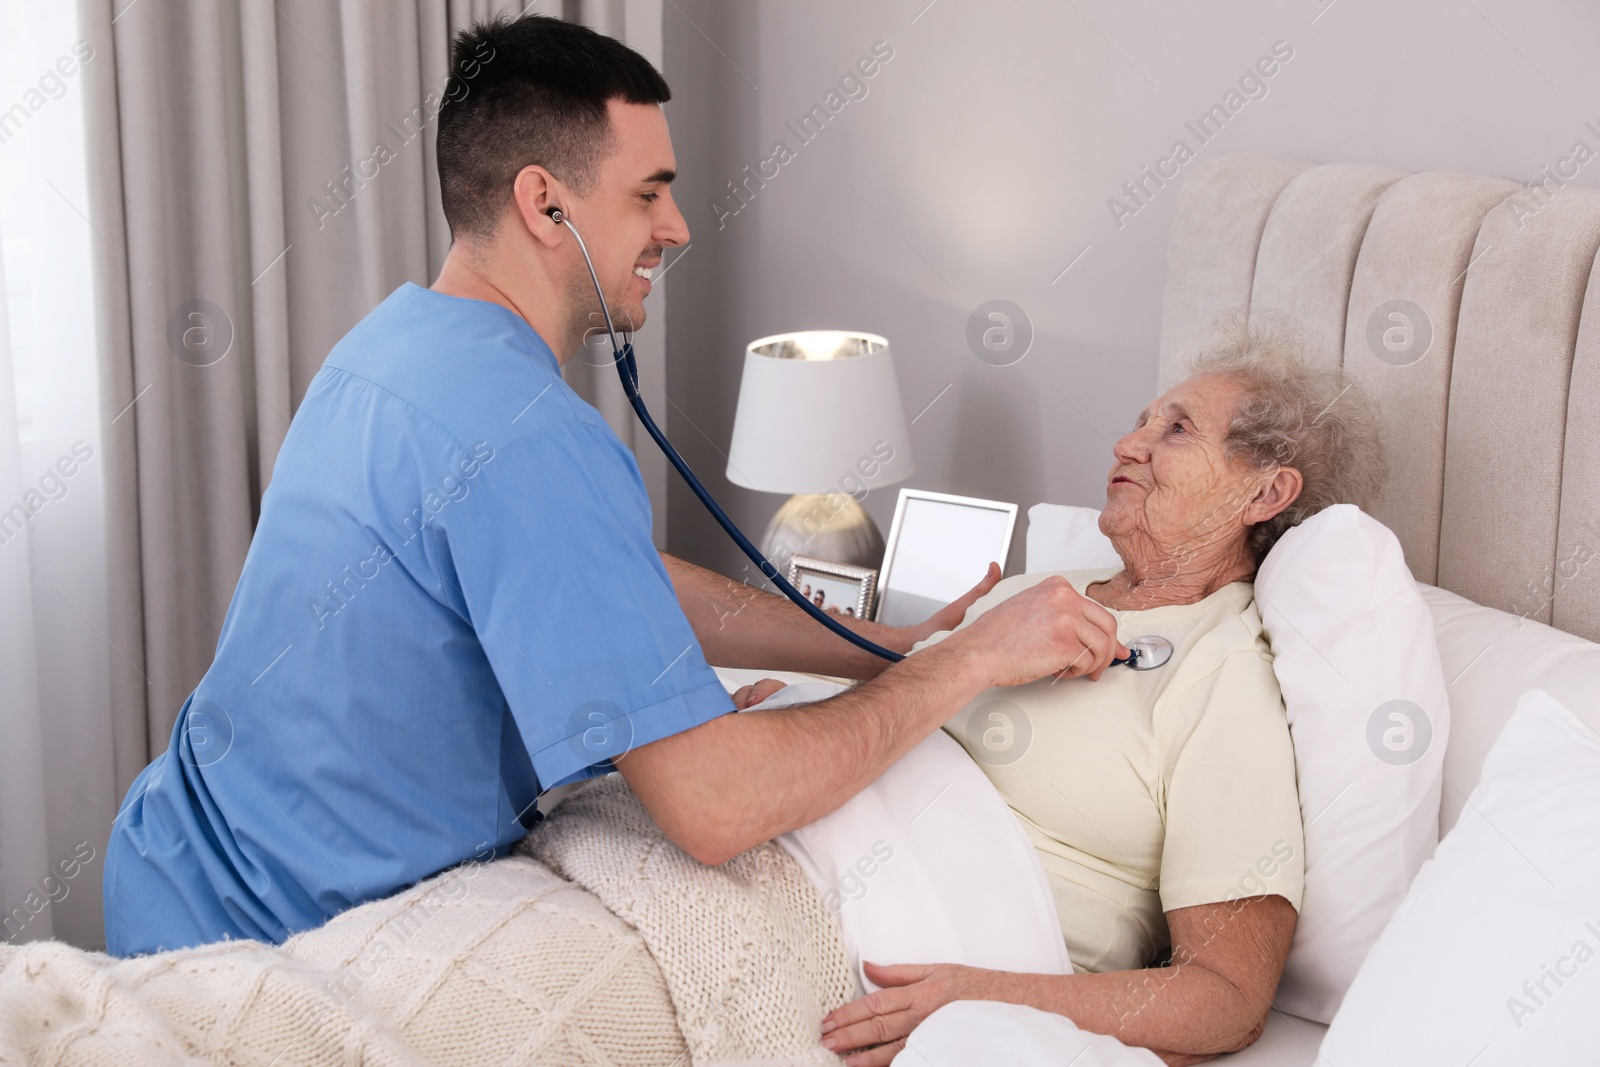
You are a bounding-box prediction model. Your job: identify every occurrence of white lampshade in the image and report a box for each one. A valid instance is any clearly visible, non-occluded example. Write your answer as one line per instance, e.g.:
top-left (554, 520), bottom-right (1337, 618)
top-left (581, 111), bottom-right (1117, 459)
top-left (726, 330), bottom-right (915, 495)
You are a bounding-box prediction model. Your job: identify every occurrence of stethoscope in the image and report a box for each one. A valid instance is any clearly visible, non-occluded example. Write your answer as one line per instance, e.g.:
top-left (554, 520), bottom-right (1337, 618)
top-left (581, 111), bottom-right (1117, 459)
top-left (548, 207), bottom-right (1172, 673)
top-left (1117, 634), bottom-right (1173, 671)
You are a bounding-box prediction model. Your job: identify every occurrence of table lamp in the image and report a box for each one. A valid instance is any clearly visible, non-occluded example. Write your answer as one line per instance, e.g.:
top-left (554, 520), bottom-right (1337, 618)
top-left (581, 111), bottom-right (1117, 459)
top-left (726, 330), bottom-right (915, 572)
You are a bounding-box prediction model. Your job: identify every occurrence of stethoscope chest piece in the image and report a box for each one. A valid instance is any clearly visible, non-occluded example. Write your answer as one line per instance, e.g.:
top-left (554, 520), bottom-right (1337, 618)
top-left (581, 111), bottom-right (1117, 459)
top-left (1116, 635), bottom-right (1174, 671)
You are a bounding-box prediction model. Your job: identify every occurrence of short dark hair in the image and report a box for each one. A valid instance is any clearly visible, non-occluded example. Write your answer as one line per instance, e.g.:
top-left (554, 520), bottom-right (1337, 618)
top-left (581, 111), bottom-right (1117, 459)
top-left (436, 14), bottom-right (671, 240)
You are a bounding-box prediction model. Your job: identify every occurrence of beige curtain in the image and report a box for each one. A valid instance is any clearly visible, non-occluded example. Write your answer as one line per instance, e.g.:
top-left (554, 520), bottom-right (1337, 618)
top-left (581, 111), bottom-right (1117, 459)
top-left (77, 0), bottom-right (628, 798)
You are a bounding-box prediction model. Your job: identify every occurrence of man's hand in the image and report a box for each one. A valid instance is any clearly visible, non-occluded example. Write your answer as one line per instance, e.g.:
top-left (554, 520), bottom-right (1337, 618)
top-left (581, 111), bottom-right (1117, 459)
top-left (945, 574), bottom-right (1127, 685)
top-left (898, 562), bottom-right (1003, 648)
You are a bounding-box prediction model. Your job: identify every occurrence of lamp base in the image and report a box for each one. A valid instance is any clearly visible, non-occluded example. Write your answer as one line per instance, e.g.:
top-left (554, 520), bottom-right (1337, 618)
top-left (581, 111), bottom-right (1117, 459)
top-left (759, 493), bottom-right (886, 572)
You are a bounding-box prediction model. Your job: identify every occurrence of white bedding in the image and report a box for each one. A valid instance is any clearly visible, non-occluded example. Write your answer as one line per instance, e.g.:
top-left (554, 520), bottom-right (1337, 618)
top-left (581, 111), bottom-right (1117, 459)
top-left (746, 680), bottom-right (1161, 1065)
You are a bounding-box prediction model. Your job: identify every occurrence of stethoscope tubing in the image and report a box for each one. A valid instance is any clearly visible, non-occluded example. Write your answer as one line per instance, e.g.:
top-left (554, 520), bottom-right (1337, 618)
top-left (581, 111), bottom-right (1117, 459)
top-left (551, 211), bottom-right (1166, 674)
top-left (553, 210), bottom-right (907, 664)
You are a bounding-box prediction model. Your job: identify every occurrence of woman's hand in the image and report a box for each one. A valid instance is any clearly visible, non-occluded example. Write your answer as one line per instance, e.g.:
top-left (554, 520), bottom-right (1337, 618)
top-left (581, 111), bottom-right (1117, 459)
top-left (820, 961), bottom-right (985, 1065)
top-left (730, 678), bottom-right (789, 710)
top-left (900, 562), bottom-right (1002, 648)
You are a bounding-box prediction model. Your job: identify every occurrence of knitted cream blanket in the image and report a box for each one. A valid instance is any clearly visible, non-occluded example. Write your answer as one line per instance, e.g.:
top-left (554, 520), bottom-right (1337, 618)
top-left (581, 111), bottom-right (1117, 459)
top-left (522, 776), bottom-right (858, 1066)
top-left (0, 779), bottom-right (854, 1066)
top-left (0, 854), bottom-right (694, 1066)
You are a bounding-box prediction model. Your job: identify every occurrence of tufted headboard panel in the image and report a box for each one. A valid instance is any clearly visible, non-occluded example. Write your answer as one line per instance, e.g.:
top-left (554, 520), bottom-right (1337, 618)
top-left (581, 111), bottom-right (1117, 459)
top-left (1159, 156), bottom-right (1600, 643)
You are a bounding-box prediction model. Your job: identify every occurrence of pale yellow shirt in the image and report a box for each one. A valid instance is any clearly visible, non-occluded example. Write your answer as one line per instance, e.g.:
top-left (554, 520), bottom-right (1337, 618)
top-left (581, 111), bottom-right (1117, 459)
top-left (912, 567), bottom-right (1304, 974)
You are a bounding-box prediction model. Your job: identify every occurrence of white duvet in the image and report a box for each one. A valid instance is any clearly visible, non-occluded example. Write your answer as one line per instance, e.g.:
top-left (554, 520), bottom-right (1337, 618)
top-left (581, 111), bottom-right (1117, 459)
top-left (748, 681), bottom-right (1162, 1065)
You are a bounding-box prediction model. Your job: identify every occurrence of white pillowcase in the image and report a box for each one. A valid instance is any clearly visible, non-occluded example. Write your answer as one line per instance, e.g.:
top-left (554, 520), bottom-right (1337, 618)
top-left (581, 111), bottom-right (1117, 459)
top-left (1024, 503), bottom-right (1123, 573)
top-left (1025, 502), bottom-right (1449, 1024)
top-left (1417, 582), bottom-right (1600, 834)
top-left (1253, 504), bottom-right (1449, 1022)
top-left (1319, 688), bottom-right (1600, 1065)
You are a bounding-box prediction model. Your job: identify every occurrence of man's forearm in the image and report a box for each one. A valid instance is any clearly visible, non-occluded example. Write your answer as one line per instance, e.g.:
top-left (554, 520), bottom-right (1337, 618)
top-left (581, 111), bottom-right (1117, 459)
top-left (623, 571), bottom-right (1122, 867)
top-left (616, 639), bottom-right (987, 865)
top-left (660, 550), bottom-right (919, 680)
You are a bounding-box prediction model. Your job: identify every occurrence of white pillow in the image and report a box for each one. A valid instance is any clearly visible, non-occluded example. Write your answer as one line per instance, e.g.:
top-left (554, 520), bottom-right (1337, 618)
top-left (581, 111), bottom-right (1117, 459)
top-left (1254, 504), bottom-right (1449, 1022)
top-left (1024, 502), bottom-right (1449, 1023)
top-left (1418, 583), bottom-right (1600, 834)
top-left (1319, 689), bottom-right (1600, 1065)
top-left (1023, 503), bottom-right (1122, 573)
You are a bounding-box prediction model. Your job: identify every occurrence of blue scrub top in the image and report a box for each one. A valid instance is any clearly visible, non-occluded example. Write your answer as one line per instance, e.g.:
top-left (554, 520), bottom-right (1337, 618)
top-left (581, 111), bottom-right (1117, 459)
top-left (104, 283), bottom-right (734, 957)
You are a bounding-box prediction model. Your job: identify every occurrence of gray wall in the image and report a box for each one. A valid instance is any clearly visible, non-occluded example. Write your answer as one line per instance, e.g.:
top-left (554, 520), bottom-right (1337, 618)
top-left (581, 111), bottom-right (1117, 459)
top-left (662, 0), bottom-right (1600, 579)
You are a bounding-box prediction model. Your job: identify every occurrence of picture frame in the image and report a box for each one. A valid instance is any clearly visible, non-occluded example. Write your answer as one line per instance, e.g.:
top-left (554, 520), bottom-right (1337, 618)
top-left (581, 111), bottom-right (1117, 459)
top-left (873, 488), bottom-right (1019, 629)
top-left (786, 555), bottom-right (879, 620)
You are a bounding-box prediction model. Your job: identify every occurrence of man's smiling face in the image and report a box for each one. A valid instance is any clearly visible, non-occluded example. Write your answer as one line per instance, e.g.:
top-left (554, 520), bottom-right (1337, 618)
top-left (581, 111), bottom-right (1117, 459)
top-left (563, 99), bottom-right (689, 339)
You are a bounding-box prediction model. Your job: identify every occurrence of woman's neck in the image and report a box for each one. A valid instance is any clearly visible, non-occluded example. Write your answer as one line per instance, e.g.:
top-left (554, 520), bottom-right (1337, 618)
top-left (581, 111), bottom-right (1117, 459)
top-left (1088, 543), bottom-right (1257, 611)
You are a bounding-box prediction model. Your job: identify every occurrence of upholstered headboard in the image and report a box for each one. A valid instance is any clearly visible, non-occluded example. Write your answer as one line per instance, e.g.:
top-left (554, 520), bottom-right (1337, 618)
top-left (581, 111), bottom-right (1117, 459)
top-left (1159, 156), bottom-right (1600, 643)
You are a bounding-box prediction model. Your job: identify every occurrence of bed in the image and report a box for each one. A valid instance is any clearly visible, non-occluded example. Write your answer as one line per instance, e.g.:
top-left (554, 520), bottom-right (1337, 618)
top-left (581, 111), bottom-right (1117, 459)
top-left (726, 151), bottom-right (1600, 1064)
top-left (5, 155), bottom-right (1596, 1066)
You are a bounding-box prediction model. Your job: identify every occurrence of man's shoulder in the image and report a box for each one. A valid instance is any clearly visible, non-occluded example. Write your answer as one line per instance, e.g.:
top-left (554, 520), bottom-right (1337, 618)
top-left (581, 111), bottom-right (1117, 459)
top-left (315, 284), bottom-right (599, 450)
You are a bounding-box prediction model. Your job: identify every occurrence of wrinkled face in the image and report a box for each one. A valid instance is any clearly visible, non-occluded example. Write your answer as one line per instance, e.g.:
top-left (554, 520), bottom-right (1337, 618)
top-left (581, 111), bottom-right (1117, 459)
top-left (1100, 374), bottom-right (1265, 560)
top-left (563, 100), bottom-right (688, 337)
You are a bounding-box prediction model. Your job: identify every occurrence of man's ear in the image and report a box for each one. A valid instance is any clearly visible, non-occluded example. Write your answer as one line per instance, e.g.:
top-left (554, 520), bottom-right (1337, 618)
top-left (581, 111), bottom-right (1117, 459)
top-left (1244, 466), bottom-right (1304, 527)
top-left (511, 165), bottom-right (567, 249)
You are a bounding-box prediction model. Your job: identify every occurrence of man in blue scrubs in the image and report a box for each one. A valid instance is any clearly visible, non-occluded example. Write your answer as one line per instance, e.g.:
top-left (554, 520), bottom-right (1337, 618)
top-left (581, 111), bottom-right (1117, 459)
top-left (104, 14), bottom-right (1123, 957)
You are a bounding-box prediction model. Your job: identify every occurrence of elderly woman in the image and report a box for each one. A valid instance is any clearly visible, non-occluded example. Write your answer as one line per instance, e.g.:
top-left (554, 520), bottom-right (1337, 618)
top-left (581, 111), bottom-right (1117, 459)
top-left (796, 322), bottom-right (1385, 1066)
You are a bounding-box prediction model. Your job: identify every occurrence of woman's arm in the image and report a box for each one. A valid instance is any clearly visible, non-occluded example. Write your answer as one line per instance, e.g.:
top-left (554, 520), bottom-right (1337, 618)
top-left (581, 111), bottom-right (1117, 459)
top-left (820, 894), bottom-right (1297, 1066)
top-left (658, 550), bottom-right (1001, 679)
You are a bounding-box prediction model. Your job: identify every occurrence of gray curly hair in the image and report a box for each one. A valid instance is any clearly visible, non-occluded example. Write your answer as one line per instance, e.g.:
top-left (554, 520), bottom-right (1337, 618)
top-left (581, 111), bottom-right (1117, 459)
top-left (1183, 311), bottom-right (1387, 562)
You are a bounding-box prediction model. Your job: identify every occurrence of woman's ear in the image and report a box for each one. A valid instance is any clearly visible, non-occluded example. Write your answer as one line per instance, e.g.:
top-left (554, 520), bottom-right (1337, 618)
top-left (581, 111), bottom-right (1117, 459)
top-left (1245, 466), bottom-right (1304, 526)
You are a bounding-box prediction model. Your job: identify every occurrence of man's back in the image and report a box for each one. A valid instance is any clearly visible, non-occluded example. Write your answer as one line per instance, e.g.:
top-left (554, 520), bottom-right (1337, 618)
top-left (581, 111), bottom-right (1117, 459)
top-left (104, 284), bottom-right (732, 956)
